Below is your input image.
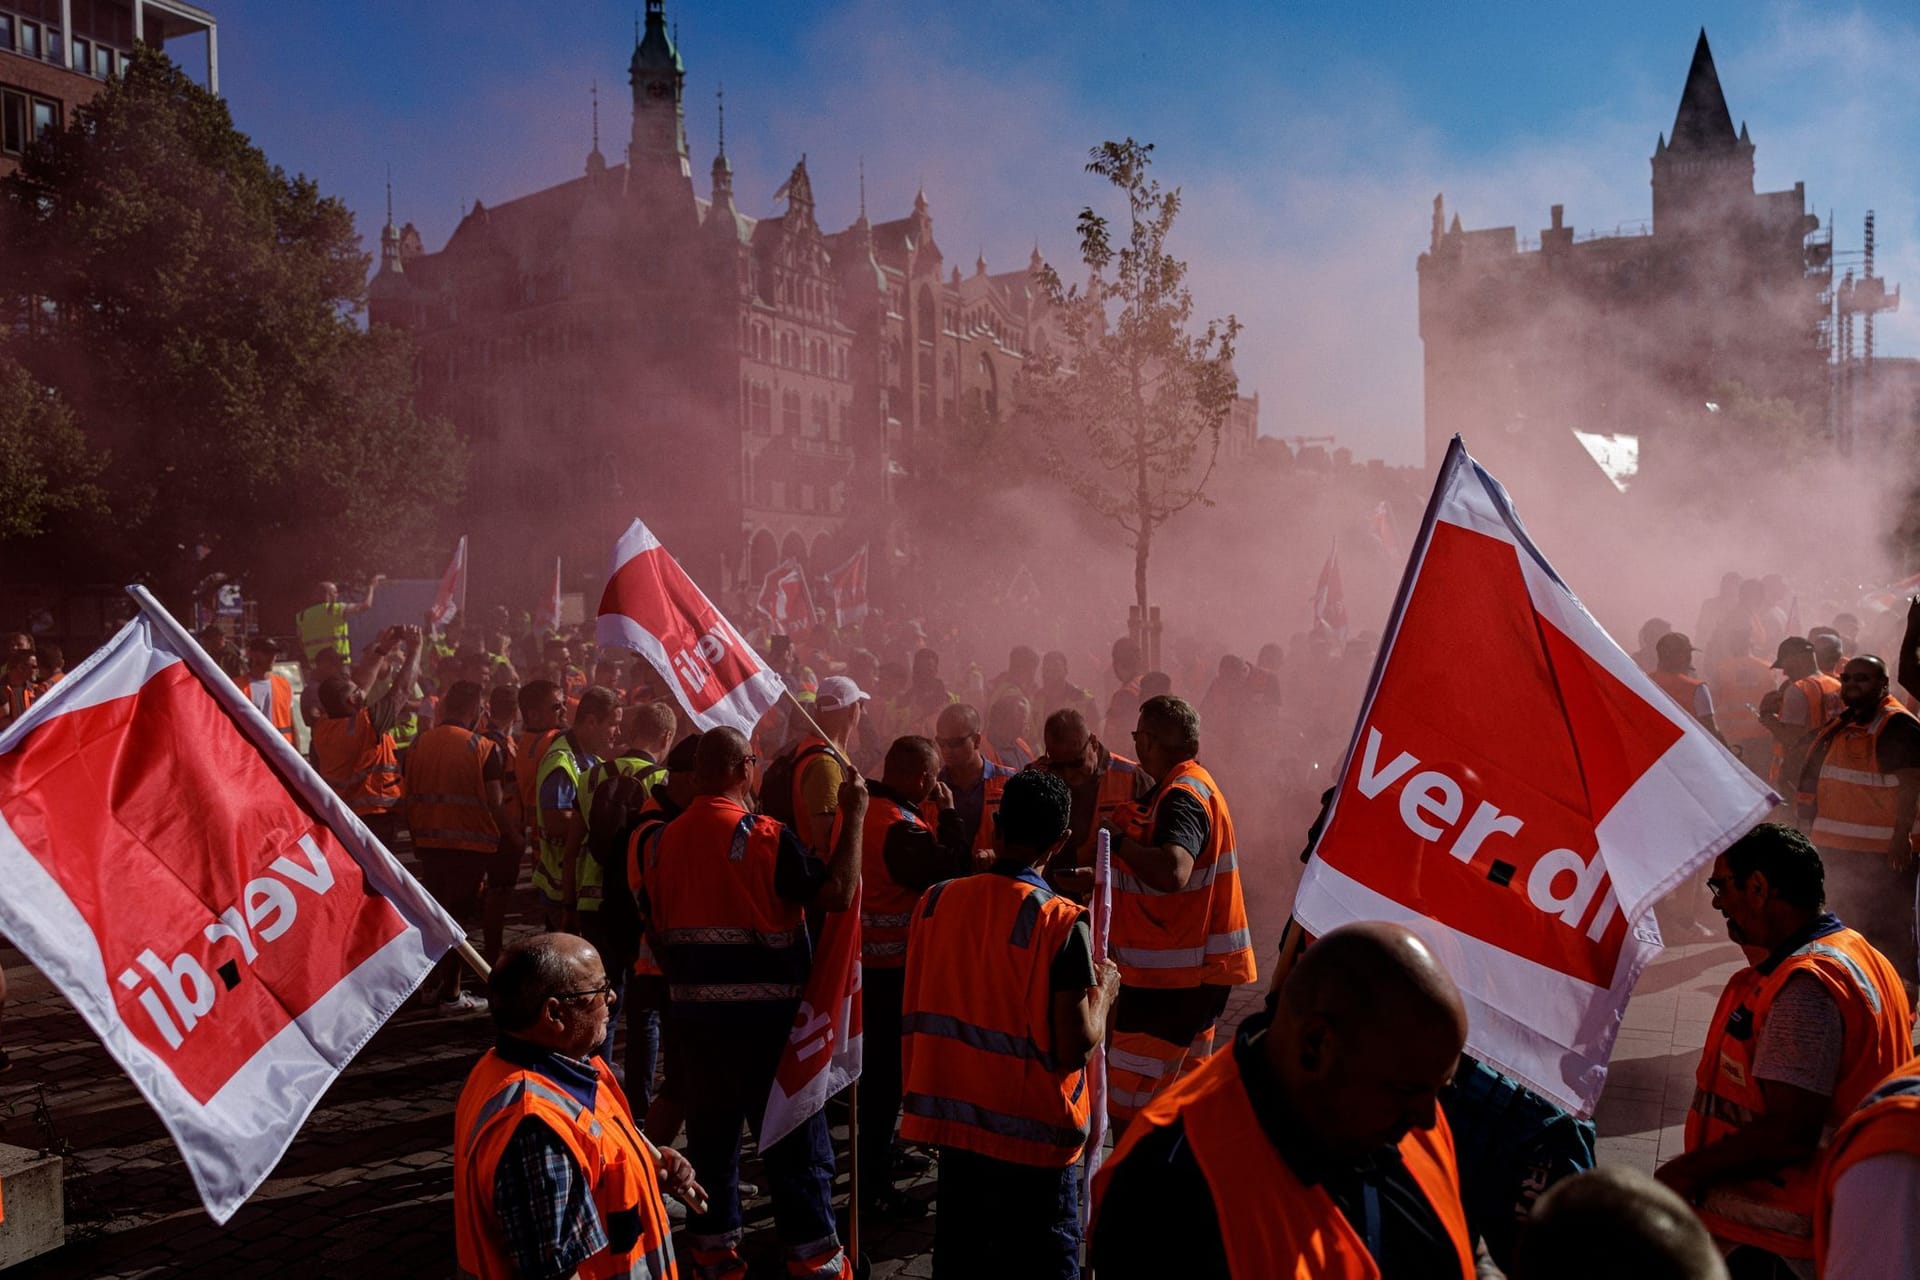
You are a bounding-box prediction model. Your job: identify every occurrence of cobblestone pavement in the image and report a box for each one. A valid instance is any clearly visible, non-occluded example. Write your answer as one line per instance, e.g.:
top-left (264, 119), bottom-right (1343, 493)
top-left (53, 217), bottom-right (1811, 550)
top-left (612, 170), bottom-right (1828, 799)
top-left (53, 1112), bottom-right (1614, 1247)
top-left (0, 870), bottom-right (1744, 1279)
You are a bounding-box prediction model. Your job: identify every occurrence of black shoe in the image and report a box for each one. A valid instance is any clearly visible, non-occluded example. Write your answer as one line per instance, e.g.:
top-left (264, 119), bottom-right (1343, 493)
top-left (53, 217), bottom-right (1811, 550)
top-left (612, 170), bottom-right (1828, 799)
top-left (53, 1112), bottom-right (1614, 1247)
top-left (860, 1186), bottom-right (928, 1222)
top-left (890, 1145), bottom-right (932, 1176)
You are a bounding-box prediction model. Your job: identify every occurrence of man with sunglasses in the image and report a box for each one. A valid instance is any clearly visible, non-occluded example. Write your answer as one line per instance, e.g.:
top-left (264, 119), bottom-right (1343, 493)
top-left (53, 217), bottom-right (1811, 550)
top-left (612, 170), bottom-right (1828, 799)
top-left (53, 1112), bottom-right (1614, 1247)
top-left (935, 702), bottom-right (1020, 855)
top-left (455, 932), bottom-right (701, 1280)
top-left (1658, 824), bottom-right (1911, 1276)
top-left (1035, 707), bottom-right (1150, 899)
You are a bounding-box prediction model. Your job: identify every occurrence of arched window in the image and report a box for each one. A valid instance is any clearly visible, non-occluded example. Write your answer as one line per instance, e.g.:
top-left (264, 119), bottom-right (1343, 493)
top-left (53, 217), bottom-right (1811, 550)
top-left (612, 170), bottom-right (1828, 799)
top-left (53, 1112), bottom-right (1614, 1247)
top-left (978, 353), bottom-right (999, 420)
top-left (917, 287), bottom-right (936, 340)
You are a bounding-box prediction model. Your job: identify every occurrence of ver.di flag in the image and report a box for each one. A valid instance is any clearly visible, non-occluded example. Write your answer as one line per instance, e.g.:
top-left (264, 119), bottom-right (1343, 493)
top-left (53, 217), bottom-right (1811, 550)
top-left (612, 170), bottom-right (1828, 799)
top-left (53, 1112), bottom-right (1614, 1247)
top-left (1311, 539), bottom-right (1348, 640)
top-left (761, 878), bottom-right (863, 1149)
top-left (756, 559), bottom-right (815, 635)
top-left (1292, 436), bottom-right (1773, 1116)
top-left (596, 518), bottom-right (786, 734)
top-left (427, 534), bottom-right (468, 629)
top-left (0, 587), bottom-right (465, 1222)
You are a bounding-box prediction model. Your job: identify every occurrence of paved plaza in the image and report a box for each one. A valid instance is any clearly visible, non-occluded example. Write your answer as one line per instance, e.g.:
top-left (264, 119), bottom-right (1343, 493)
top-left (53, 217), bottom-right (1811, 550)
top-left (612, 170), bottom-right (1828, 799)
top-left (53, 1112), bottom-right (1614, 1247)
top-left (0, 876), bottom-right (1744, 1279)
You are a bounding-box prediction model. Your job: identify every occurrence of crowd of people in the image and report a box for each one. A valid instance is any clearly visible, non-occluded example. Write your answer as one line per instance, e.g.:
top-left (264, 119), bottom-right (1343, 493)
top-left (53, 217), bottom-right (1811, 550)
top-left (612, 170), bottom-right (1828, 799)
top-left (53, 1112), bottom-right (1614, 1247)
top-left (4, 564), bottom-right (1920, 1279)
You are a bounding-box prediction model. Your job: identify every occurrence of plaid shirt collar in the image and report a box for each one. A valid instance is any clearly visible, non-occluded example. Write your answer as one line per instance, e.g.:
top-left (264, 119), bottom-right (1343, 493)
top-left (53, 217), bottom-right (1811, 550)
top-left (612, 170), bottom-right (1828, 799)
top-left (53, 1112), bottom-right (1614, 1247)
top-left (493, 1035), bottom-right (601, 1112)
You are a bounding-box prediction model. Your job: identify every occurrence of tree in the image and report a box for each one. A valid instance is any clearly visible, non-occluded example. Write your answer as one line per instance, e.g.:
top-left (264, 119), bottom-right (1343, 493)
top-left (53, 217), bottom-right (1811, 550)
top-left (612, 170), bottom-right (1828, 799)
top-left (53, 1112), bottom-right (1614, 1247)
top-left (1020, 139), bottom-right (1241, 623)
top-left (0, 48), bottom-right (462, 598)
top-left (0, 358), bottom-right (106, 541)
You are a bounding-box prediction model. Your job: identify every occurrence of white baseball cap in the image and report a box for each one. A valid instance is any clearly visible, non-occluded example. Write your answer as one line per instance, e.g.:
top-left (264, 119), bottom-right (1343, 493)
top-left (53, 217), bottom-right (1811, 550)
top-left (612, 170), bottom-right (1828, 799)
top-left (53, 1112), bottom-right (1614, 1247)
top-left (815, 676), bottom-right (871, 712)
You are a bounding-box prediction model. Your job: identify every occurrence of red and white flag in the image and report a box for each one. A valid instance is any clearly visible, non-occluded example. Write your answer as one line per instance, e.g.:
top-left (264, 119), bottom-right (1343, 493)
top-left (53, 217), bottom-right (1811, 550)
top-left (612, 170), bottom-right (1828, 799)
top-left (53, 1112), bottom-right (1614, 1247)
top-left (0, 588), bottom-right (464, 1222)
top-left (1369, 500), bottom-right (1403, 561)
top-left (1311, 539), bottom-right (1348, 639)
top-left (596, 518), bottom-right (786, 734)
top-left (755, 560), bottom-right (815, 635)
top-left (825, 545), bottom-right (870, 629)
top-left (1293, 437), bottom-right (1773, 1115)
top-left (427, 535), bottom-right (468, 629)
top-left (761, 881), bottom-right (862, 1149)
top-left (536, 556), bottom-right (563, 635)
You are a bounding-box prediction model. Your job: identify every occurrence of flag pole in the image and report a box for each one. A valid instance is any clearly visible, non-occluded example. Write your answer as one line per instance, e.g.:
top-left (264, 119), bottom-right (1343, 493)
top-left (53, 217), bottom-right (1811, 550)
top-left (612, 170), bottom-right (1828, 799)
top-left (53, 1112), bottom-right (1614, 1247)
top-left (781, 685), bottom-right (853, 769)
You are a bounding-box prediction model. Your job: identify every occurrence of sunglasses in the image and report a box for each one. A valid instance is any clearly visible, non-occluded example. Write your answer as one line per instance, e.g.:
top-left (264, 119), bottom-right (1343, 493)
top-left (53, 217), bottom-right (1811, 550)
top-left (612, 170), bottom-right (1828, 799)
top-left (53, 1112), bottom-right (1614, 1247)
top-left (553, 983), bottom-right (615, 1005)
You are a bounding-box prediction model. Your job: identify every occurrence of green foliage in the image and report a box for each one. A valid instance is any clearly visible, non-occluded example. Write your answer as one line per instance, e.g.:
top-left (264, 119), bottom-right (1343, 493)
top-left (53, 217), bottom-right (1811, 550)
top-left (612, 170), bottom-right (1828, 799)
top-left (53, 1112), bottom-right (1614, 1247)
top-left (0, 359), bottom-right (105, 541)
top-left (0, 47), bottom-right (461, 591)
top-left (1019, 139), bottom-right (1241, 615)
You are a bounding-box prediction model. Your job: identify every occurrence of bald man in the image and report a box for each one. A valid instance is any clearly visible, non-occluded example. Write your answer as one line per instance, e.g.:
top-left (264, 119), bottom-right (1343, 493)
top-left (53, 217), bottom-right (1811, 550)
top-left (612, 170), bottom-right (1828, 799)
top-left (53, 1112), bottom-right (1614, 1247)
top-left (1091, 922), bottom-right (1484, 1279)
top-left (1514, 1166), bottom-right (1727, 1280)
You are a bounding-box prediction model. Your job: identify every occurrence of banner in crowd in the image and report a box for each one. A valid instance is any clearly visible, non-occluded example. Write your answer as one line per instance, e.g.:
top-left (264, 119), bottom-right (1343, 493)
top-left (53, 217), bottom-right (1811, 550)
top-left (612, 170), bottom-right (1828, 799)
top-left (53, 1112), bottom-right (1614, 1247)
top-left (427, 534), bottom-right (468, 628)
top-left (1080, 829), bottom-right (1114, 1228)
top-left (1292, 436), bottom-right (1774, 1116)
top-left (756, 559), bottom-right (815, 634)
top-left (1311, 539), bottom-right (1348, 640)
top-left (0, 588), bottom-right (465, 1222)
top-left (596, 518), bottom-right (786, 734)
top-left (537, 556), bottom-right (563, 635)
top-left (761, 880), bottom-right (864, 1150)
top-left (825, 545), bottom-right (869, 629)
top-left (1369, 500), bottom-right (1403, 561)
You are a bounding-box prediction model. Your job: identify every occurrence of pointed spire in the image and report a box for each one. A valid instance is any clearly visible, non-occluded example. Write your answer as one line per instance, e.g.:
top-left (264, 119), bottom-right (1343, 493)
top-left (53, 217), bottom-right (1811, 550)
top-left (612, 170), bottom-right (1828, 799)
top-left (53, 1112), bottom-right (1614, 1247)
top-left (1029, 241), bottom-right (1043, 272)
top-left (976, 247), bottom-right (987, 277)
top-left (914, 185), bottom-right (929, 217)
top-left (716, 81), bottom-right (726, 155)
top-left (1738, 120), bottom-right (1750, 145)
top-left (1655, 130), bottom-right (1667, 156)
top-left (380, 164), bottom-right (402, 274)
top-left (858, 157), bottom-right (867, 223)
top-left (1669, 29), bottom-right (1737, 154)
top-left (708, 83), bottom-right (732, 210)
top-left (586, 80), bottom-right (606, 177)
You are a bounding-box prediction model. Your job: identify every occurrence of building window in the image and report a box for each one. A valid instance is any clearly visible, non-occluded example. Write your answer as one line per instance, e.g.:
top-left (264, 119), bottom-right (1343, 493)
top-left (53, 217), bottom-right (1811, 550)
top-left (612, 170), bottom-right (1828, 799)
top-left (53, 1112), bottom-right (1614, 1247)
top-left (73, 37), bottom-right (89, 71)
top-left (0, 17), bottom-right (12, 52)
top-left (1, 91), bottom-right (24, 155)
top-left (782, 390), bottom-right (802, 433)
top-left (95, 44), bottom-right (113, 79)
top-left (29, 97), bottom-right (56, 142)
top-left (19, 20), bottom-right (38, 60)
top-left (810, 395), bottom-right (828, 437)
top-left (45, 29), bottom-right (57, 65)
top-left (834, 401), bottom-right (849, 441)
top-left (750, 382), bottom-right (772, 431)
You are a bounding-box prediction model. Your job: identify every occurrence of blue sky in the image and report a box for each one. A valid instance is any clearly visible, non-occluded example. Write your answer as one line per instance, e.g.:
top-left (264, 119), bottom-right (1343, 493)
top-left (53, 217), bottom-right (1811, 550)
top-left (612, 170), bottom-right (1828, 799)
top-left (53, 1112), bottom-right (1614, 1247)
top-left (210, 1), bottom-right (1920, 463)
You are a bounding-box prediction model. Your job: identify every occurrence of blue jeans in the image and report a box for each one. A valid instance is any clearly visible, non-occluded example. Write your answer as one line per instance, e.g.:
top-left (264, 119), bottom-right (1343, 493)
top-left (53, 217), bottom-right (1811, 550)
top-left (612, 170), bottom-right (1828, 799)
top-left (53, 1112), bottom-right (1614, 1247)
top-left (624, 975), bottom-right (665, 1113)
top-left (674, 1009), bottom-right (840, 1254)
top-left (933, 1146), bottom-right (1080, 1279)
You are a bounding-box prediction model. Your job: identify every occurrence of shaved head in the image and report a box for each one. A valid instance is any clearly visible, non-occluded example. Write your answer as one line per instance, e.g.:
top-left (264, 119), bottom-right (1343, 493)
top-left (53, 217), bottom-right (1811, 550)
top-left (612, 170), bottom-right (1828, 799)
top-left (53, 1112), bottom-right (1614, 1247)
top-left (1515, 1167), bottom-right (1726, 1280)
top-left (694, 726), bottom-right (752, 788)
top-left (1268, 922), bottom-right (1467, 1159)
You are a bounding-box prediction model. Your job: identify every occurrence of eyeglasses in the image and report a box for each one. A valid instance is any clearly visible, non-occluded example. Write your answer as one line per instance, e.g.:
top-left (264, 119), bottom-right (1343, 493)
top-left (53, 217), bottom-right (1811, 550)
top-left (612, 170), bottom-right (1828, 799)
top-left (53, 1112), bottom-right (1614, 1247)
top-left (553, 984), bottom-right (615, 1005)
top-left (1706, 876), bottom-right (1736, 899)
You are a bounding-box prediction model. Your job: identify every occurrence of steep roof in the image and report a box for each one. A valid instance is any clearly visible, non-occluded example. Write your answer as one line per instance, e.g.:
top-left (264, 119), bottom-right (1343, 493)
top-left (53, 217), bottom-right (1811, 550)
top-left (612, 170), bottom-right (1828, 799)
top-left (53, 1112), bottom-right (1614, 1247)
top-left (1669, 29), bottom-right (1738, 154)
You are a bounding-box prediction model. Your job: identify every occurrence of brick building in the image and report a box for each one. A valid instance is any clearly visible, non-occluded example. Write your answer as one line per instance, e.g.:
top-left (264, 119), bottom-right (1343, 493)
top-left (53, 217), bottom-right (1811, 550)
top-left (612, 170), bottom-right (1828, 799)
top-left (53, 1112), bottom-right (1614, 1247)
top-left (1416, 31), bottom-right (1828, 486)
top-left (0, 0), bottom-right (215, 179)
top-left (372, 0), bottom-right (1255, 609)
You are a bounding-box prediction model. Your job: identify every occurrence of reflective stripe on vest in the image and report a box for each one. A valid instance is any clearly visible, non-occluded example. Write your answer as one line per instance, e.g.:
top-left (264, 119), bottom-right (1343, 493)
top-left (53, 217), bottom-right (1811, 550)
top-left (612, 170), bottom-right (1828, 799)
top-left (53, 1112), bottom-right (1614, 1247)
top-left (311, 712), bottom-right (404, 815)
top-left (861, 796), bottom-right (926, 967)
top-left (1807, 700), bottom-right (1919, 853)
top-left (406, 727), bottom-right (500, 853)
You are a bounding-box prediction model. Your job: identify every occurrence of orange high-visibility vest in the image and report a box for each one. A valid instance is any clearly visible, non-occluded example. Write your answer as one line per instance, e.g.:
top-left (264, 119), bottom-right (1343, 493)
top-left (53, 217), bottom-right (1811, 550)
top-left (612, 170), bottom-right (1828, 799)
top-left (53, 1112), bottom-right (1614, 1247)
top-left (1801, 696), bottom-right (1920, 853)
top-left (860, 795), bottom-right (928, 969)
top-left (1815, 1056), bottom-right (1920, 1274)
top-left (240, 672), bottom-right (296, 745)
top-left (310, 709), bottom-right (403, 816)
top-left (625, 799), bottom-right (671, 979)
top-left (1770, 672), bottom-right (1841, 789)
top-left (1651, 669), bottom-right (1708, 722)
top-left (453, 1048), bottom-right (676, 1280)
top-left (1686, 922), bottom-right (1913, 1258)
top-left (649, 795), bottom-right (810, 1006)
top-left (512, 728), bottom-right (559, 841)
top-left (1095, 1047), bottom-right (1475, 1280)
top-left (404, 724), bottom-right (499, 852)
top-left (485, 728), bottom-right (522, 840)
top-left (899, 869), bottom-right (1091, 1167)
top-left (1109, 760), bottom-right (1257, 989)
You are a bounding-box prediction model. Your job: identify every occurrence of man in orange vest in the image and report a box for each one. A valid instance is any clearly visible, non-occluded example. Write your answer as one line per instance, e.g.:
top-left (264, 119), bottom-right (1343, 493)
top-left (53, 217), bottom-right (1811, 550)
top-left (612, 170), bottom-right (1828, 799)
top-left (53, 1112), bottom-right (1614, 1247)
top-left (1092, 921), bottom-right (1482, 1278)
top-left (1652, 632), bottom-right (1722, 738)
top-left (407, 681), bottom-right (517, 1014)
top-left (618, 733), bottom-right (700, 1140)
top-left (1656, 823), bottom-right (1913, 1273)
top-left (1036, 706), bottom-right (1150, 897)
top-left (900, 767), bottom-right (1120, 1276)
top-left (1758, 636), bottom-right (1840, 798)
top-left (1815, 1053), bottom-right (1920, 1280)
top-left (239, 634), bottom-right (297, 747)
top-left (857, 734), bottom-right (973, 1222)
top-left (1797, 655), bottom-right (1920, 990)
top-left (311, 624), bottom-right (423, 846)
top-left (649, 727), bottom-right (865, 1280)
top-left (0, 644), bottom-right (36, 732)
top-left (1102, 694), bottom-right (1257, 1132)
top-left (453, 932), bottom-right (701, 1280)
top-left (934, 702), bottom-right (1018, 854)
